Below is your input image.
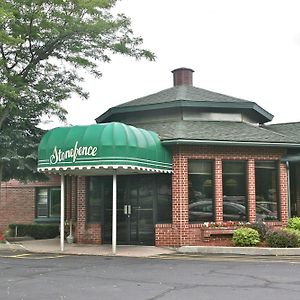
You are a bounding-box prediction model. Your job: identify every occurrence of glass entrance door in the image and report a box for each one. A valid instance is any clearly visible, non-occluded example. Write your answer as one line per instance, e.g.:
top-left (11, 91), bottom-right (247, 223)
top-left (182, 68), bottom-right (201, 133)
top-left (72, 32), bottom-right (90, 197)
top-left (103, 175), bottom-right (155, 245)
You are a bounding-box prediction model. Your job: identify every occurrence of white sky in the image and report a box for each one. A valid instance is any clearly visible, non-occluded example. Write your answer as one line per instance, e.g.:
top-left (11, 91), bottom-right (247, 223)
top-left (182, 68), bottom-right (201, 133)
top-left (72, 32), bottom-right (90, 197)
top-left (44, 0), bottom-right (300, 128)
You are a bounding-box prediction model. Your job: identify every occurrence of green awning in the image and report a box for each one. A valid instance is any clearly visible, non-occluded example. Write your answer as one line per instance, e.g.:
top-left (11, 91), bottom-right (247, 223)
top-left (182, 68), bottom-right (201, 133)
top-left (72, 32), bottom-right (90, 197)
top-left (38, 122), bottom-right (172, 173)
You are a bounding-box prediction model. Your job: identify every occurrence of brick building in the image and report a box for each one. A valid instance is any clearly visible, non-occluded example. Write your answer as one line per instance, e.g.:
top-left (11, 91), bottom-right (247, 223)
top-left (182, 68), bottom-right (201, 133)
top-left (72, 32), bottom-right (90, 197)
top-left (1, 68), bottom-right (300, 249)
top-left (0, 176), bottom-right (61, 234)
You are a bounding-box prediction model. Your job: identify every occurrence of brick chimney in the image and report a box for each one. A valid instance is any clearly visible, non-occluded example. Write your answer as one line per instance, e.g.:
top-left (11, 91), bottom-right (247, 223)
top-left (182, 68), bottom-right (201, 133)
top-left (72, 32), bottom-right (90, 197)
top-left (172, 67), bottom-right (194, 86)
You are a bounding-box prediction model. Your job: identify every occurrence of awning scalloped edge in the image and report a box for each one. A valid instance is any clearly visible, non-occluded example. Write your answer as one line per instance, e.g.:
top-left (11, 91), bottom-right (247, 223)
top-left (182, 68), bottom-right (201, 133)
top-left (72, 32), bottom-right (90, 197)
top-left (37, 164), bottom-right (173, 174)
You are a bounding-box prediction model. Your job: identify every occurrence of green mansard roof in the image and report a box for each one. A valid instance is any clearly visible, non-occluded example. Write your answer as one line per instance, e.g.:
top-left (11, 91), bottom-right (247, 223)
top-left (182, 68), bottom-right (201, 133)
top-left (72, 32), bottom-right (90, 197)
top-left (96, 82), bottom-right (273, 124)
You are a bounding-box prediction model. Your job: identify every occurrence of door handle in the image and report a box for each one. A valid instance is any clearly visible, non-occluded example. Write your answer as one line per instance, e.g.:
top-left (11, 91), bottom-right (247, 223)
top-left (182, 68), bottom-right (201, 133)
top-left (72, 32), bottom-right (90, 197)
top-left (128, 205), bottom-right (131, 215)
top-left (124, 205), bottom-right (132, 215)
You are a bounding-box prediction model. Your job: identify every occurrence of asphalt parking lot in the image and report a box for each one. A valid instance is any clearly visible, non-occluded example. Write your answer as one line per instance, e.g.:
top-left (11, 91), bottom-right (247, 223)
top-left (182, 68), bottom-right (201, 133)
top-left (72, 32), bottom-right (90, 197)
top-left (1, 249), bottom-right (300, 300)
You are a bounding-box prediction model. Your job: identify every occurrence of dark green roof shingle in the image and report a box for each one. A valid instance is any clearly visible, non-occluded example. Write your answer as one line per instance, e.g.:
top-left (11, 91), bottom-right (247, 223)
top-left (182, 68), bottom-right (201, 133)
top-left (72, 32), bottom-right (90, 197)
top-left (133, 121), bottom-right (300, 145)
top-left (116, 85), bottom-right (251, 107)
top-left (97, 85), bottom-right (273, 123)
top-left (266, 122), bottom-right (300, 141)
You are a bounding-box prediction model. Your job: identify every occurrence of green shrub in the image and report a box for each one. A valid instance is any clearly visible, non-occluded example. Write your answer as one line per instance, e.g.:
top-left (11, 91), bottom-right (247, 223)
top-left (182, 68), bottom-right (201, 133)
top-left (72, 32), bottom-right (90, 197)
top-left (233, 228), bottom-right (260, 247)
top-left (8, 224), bottom-right (59, 240)
top-left (265, 229), bottom-right (300, 248)
top-left (283, 228), bottom-right (300, 245)
top-left (287, 217), bottom-right (300, 231)
top-left (248, 222), bottom-right (270, 241)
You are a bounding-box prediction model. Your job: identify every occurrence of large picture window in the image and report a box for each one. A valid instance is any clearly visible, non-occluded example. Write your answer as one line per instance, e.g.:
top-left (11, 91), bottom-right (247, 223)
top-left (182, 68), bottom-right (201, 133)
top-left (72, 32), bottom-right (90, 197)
top-left (188, 160), bottom-right (214, 223)
top-left (222, 161), bottom-right (247, 221)
top-left (36, 187), bottom-right (61, 219)
top-left (255, 161), bottom-right (279, 221)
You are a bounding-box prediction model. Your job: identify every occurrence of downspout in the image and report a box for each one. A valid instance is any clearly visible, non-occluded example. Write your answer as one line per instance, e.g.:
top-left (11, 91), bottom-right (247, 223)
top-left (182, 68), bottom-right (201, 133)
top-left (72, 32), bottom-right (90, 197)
top-left (286, 162), bottom-right (291, 218)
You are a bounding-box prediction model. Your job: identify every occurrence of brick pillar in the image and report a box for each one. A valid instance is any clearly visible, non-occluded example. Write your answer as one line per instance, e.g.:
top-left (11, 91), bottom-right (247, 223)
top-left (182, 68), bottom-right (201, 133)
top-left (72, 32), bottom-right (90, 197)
top-left (76, 176), bottom-right (87, 243)
top-left (248, 159), bottom-right (256, 222)
top-left (172, 147), bottom-right (189, 246)
top-left (215, 158), bottom-right (223, 223)
top-left (279, 163), bottom-right (288, 224)
top-left (71, 176), bottom-right (77, 221)
top-left (65, 176), bottom-right (71, 220)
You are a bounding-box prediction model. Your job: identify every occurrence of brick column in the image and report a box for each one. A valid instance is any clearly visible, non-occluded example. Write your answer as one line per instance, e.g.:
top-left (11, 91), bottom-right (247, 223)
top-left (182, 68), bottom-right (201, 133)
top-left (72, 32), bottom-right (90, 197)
top-left (279, 163), bottom-right (288, 224)
top-left (65, 176), bottom-right (71, 220)
top-left (76, 176), bottom-right (87, 243)
top-left (172, 147), bottom-right (189, 246)
top-left (215, 158), bottom-right (223, 223)
top-left (248, 159), bottom-right (256, 222)
top-left (71, 176), bottom-right (77, 221)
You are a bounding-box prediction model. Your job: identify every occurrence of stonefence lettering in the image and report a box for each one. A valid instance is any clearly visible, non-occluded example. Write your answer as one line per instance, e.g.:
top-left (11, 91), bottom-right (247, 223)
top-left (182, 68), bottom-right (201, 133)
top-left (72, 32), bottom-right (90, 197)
top-left (50, 141), bottom-right (98, 164)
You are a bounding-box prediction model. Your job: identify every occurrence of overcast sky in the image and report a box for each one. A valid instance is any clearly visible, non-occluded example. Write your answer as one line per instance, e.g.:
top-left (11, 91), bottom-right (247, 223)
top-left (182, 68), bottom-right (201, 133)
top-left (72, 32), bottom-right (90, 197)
top-left (45, 0), bottom-right (300, 128)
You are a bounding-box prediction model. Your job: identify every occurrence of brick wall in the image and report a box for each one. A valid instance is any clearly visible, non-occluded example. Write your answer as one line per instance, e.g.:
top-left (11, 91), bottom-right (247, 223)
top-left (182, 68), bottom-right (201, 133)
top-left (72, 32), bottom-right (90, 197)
top-left (155, 145), bottom-right (288, 247)
top-left (0, 175), bottom-right (60, 234)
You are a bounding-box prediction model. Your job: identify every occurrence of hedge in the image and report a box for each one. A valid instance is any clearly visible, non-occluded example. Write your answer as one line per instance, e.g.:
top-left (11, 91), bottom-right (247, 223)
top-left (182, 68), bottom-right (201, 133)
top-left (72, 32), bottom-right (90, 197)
top-left (265, 229), bottom-right (300, 248)
top-left (8, 224), bottom-right (59, 240)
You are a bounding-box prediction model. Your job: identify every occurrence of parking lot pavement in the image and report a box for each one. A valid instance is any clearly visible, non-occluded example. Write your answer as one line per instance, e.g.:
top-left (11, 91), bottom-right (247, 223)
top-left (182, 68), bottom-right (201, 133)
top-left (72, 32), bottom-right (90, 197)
top-left (154, 252), bottom-right (300, 264)
top-left (1, 252), bottom-right (300, 300)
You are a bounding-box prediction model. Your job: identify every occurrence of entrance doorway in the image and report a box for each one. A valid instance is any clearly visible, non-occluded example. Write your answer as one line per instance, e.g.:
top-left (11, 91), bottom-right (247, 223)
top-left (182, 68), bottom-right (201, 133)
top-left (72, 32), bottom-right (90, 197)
top-left (103, 175), bottom-right (155, 245)
top-left (87, 174), bottom-right (172, 246)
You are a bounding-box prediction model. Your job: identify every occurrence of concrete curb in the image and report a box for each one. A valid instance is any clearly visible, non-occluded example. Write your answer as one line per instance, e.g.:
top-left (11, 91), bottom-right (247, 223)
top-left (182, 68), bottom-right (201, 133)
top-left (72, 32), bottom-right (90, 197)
top-left (2, 241), bottom-right (300, 257)
top-left (178, 246), bottom-right (300, 256)
top-left (0, 241), bottom-right (27, 251)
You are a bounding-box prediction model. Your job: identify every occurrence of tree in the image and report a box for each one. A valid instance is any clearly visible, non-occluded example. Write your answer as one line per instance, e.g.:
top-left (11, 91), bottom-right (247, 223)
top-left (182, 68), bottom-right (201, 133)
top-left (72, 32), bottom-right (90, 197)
top-left (0, 119), bottom-right (47, 182)
top-left (0, 0), bottom-right (155, 185)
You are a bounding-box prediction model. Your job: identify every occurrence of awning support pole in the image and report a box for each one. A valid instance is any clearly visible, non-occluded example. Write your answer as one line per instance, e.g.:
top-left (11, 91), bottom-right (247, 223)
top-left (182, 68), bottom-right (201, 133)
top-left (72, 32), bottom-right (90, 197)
top-left (112, 171), bottom-right (117, 255)
top-left (60, 174), bottom-right (65, 252)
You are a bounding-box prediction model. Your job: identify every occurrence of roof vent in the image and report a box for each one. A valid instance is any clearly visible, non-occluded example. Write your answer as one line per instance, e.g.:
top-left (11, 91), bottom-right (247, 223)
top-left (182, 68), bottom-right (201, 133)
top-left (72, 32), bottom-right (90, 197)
top-left (172, 67), bottom-right (194, 86)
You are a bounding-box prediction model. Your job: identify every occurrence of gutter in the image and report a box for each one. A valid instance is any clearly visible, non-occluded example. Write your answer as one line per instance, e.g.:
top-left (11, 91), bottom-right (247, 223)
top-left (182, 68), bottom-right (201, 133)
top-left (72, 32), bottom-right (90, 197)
top-left (161, 139), bottom-right (300, 148)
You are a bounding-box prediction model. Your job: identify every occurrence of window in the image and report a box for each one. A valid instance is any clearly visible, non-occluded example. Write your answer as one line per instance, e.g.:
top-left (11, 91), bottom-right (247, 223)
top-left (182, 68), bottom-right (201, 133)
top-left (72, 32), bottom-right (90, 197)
top-left (255, 161), bottom-right (279, 221)
top-left (87, 176), bottom-right (112, 223)
top-left (156, 175), bottom-right (172, 223)
top-left (188, 160), bottom-right (214, 223)
top-left (36, 187), bottom-right (61, 219)
top-left (222, 161), bottom-right (247, 221)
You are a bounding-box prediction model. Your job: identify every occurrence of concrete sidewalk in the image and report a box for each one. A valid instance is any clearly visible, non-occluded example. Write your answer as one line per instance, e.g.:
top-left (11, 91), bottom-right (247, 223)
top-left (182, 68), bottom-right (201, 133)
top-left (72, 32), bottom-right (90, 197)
top-left (2, 239), bottom-right (300, 257)
top-left (0, 238), bottom-right (176, 257)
